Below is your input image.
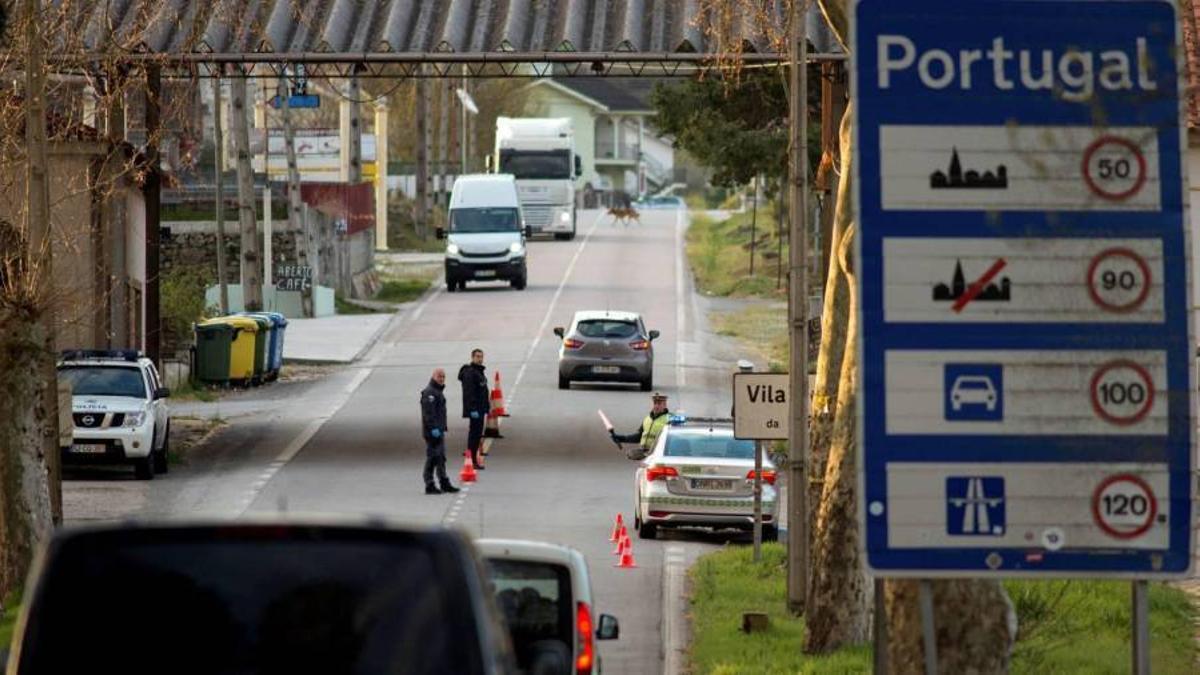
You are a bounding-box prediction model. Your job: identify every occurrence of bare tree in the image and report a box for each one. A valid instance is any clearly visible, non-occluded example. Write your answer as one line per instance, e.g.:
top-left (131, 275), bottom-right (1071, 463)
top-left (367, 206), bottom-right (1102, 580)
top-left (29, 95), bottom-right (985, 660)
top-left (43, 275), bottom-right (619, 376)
top-left (0, 1), bottom-right (197, 600)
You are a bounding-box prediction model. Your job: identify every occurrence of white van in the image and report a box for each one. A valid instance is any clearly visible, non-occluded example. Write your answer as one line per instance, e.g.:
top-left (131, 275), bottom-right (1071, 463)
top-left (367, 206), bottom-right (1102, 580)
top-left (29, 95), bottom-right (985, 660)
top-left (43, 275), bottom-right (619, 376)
top-left (438, 173), bottom-right (530, 292)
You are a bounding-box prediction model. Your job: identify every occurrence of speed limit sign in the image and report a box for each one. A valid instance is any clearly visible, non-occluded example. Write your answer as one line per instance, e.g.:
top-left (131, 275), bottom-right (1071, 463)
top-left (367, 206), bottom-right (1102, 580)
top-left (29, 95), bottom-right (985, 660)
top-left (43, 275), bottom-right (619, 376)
top-left (1089, 360), bottom-right (1155, 426)
top-left (1087, 248), bottom-right (1151, 313)
top-left (1092, 475), bottom-right (1158, 540)
top-left (1081, 135), bottom-right (1147, 201)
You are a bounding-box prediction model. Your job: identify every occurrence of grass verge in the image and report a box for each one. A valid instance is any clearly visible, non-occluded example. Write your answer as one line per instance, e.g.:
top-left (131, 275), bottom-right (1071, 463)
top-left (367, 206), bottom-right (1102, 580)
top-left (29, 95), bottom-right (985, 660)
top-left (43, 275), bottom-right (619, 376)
top-left (1, 588), bottom-right (21, 655)
top-left (1007, 579), bottom-right (1196, 673)
top-left (689, 544), bottom-right (871, 673)
top-left (375, 278), bottom-right (431, 304)
top-left (335, 294), bottom-right (383, 315)
top-left (686, 208), bottom-right (786, 299)
top-left (168, 379), bottom-right (219, 402)
top-left (689, 545), bottom-right (1198, 674)
top-left (711, 304), bottom-right (788, 373)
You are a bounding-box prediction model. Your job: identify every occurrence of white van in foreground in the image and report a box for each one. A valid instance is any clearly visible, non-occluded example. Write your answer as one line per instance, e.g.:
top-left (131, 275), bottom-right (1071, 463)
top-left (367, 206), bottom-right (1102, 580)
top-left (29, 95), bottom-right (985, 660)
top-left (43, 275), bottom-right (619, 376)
top-left (438, 173), bottom-right (530, 292)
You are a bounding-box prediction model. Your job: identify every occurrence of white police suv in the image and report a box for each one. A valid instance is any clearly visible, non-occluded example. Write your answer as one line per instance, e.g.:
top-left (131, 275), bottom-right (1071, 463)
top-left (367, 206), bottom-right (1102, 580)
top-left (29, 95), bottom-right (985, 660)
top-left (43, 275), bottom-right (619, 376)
top-left (57, 350), bottom-right (171, 480)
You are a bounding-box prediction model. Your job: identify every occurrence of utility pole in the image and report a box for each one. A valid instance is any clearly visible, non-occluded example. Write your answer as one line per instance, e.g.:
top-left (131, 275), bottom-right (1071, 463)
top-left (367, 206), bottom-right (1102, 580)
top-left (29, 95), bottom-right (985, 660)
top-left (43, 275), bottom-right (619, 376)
top-left (279, 70), bottom-right (311, 317)
top-left (232, 73), bottom-right (262, 311)
top-left (144, 66), bottom-right (162, 366)
top-left (212, 71), bottom-right (229, 314)
top-left (24, 0), bottom-right (61, 524)
top-left (437, 78), bottom-right (450, 206)
top-left (415, 72), bottom-right (430, 236)
top-left (786, 0), bottom-right (810, 615)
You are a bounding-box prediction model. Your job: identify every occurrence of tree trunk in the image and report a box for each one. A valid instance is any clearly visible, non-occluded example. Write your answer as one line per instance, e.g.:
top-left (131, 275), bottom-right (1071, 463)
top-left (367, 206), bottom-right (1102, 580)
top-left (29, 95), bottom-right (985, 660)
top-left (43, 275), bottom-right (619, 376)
top-left (807, 105), bottom-right (853, 533)
top-left (804, 219), bottom-right (871, 651)
top-left (886, 579), bottom-right (1016, 674)
top-left (0, 300), bottom-right (55, 600)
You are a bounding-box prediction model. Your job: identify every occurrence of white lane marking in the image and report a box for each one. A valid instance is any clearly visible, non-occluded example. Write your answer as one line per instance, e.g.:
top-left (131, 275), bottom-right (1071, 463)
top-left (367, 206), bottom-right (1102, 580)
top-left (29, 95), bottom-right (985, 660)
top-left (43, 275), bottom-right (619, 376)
top-left (506, 215), bottom-right (601, 410)
top-left (408, 283), bottom-right (443, 323)
top-left (663, 544), bottom-right (687, 675)
top-left (237, 321), bottom-right (387, 517)
top-left (675, 208), bottom-right (687, 391)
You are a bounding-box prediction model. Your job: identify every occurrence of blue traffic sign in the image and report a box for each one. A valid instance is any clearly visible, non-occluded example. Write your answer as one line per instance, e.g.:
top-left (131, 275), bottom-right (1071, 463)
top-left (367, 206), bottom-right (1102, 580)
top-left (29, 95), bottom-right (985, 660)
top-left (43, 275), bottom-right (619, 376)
top-left (270, 94), bottom-right (321, 109)
top-left (946, 477), bottom-right (1006, 537)
top-left (855, 0), bottom-right (1192, 577)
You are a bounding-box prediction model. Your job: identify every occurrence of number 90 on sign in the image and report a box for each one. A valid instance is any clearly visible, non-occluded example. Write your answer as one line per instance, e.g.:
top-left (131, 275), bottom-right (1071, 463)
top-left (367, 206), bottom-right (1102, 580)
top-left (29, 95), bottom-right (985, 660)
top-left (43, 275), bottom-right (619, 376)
top-left (1087, 248), bottom-right (1151, 313)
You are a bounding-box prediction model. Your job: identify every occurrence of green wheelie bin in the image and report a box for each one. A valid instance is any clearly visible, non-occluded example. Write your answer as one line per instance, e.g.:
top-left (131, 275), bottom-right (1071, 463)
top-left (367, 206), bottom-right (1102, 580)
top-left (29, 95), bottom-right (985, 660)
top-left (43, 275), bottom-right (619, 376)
top-left (193, 321), bottom-right (234, 385)
top-left (198, 316), bottom-right (259, 385)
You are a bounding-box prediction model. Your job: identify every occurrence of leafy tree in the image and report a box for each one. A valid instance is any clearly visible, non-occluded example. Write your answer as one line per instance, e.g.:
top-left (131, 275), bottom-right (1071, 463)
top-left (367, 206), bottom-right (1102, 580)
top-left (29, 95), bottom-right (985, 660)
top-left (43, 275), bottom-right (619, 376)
top-left (650, 69), bottom-right (818, 187)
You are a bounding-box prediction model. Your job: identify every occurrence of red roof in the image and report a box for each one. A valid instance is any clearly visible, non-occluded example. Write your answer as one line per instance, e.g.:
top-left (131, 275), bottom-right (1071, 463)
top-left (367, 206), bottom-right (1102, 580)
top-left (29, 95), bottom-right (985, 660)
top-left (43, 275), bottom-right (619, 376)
top-left (1186, 2), bottom-right (1199, 129)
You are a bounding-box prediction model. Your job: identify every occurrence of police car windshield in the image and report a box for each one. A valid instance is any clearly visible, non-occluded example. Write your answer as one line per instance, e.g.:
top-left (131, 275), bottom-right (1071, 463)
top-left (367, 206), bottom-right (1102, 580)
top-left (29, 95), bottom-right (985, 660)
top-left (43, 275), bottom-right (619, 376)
top-left (665, 432), bottom-right (755, 460)
top-left (450, 207), bottom-right (521, 233)
top-left (59, 366), bottom-right (145, 398)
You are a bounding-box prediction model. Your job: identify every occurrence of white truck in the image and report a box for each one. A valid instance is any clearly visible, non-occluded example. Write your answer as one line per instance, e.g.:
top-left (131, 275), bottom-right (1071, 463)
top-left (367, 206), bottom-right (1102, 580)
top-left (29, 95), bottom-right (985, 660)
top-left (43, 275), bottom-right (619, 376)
top-left (491, 117), bottom-right (581, 240)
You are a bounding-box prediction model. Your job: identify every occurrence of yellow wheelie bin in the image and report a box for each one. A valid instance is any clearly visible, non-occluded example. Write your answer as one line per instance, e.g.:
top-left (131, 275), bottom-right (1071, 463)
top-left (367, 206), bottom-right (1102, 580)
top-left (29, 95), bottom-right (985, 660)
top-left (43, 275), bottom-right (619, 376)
top-left (199, 317), bottom-right (259, 385)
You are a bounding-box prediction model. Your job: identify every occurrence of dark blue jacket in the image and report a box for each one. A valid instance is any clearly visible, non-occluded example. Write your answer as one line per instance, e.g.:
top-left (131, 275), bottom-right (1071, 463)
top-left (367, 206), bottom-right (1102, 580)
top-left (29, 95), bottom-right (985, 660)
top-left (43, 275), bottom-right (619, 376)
top-left (420, 379), bottom-right (447, 439)
top-left (457, 363), bottom-right (490, 417)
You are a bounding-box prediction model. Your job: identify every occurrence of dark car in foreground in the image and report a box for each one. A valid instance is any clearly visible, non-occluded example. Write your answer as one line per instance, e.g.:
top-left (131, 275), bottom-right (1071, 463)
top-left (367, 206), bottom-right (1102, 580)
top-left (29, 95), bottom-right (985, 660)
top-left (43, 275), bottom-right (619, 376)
top-left (6, 521), bottom-right (515, 675)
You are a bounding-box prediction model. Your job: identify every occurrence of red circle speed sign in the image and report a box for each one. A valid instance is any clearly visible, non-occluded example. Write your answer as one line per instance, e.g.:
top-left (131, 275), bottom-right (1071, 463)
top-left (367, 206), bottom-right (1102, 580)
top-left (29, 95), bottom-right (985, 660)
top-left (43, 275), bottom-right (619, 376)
top-left (1089, 360), bottom-right (1155, 426)
top-left (1091, 474), bottom-right (1157, 540)
top-left (1081, 135), bottom-right (1147, 201)
top-left (1086, 248), bottom-right (1152, 313)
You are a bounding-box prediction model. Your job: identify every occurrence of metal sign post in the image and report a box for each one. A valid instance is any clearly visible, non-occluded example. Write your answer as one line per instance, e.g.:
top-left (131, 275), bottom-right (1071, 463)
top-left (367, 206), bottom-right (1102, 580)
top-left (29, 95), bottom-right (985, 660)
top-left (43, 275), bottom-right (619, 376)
top-left (853, 0), bottom-right (1193, 587)
top-left (734, 371), bottom-right (789, 563)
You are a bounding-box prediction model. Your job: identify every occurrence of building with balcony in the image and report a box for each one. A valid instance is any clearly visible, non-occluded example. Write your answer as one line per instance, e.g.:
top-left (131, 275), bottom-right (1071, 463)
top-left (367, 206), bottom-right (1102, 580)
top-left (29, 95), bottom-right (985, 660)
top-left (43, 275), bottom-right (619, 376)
top-left (523, 77), bottom-right (674, 205)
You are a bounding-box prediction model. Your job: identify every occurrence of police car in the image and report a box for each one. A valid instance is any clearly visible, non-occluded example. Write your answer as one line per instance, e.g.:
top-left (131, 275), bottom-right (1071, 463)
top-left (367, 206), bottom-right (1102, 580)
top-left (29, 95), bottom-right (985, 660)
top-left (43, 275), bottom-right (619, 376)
top-left (57, 350), bottom-right (171, 480)
top-left (633, 416), bottom-right (779, 540)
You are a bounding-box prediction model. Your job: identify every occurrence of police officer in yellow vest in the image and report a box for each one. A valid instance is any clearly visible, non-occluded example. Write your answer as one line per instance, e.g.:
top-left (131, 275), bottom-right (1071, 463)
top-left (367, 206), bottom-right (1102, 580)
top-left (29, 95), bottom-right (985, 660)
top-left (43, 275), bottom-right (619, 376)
top-left (610, 392), bottom-right (671, 460)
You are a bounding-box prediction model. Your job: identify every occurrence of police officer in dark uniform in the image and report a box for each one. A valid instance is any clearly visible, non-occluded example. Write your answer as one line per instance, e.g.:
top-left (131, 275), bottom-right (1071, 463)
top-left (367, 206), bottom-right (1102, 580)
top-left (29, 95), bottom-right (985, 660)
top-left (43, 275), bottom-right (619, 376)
top-left (421, 368), bottom-right (459, 494)
top-left (457, 348), bottom-right (489, 470)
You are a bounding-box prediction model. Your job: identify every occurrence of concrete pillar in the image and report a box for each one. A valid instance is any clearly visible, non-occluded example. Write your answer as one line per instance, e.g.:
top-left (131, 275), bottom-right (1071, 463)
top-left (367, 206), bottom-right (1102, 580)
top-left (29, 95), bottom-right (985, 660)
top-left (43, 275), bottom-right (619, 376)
top-left (340, 77), bottom-right (363, 183)
top-left (611, 115), bottom-right (620, 158)
top-left (263, 185), bottom-right (273, 290)
top-left (375, 106), bottom-right (389, 250)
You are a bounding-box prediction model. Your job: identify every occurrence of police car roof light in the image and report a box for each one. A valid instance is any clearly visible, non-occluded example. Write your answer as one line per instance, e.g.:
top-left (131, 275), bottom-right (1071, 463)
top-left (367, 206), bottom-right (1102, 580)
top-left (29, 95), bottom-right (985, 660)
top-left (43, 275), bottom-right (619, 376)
top-left (59, 349), bottom-right (141, 362)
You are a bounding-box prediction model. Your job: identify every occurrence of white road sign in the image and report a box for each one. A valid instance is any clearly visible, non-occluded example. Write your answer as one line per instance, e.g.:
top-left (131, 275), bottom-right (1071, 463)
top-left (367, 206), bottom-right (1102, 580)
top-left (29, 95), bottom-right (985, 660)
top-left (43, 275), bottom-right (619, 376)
top-left (733, 373), bottom-right (789, 440)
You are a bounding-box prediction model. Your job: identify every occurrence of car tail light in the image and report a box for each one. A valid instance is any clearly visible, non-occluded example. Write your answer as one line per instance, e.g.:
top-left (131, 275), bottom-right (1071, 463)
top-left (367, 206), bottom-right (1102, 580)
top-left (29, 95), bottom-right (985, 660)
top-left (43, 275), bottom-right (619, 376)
top-left (646, 465), bottom-right (679, 482)
top-left (563, 338), bottom-right (584, 349)
top-left (629, 339), bottom-right (651, 350)
top-left (576, 601), bottom-right (594, 674)
top-left (746, 469), bottom-right (777, 486)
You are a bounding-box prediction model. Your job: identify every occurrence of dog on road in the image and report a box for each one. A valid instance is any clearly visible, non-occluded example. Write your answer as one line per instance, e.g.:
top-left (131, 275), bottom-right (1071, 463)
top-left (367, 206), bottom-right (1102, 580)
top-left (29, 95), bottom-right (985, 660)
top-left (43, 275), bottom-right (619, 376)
top-left (606, 206), bottom-right (641, 227)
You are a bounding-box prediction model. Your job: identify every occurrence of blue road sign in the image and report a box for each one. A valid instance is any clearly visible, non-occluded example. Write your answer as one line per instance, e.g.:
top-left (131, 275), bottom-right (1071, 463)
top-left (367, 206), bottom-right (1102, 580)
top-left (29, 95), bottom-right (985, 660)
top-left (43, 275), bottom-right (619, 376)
top-left (944, 364), bottom-right (1003, 422)
top-left (270, 94), bottom-right (321, 109)
top-left (946, 477), bottom-right (1006, 536)
top-left (855, 0), bottom-right (1192, 577)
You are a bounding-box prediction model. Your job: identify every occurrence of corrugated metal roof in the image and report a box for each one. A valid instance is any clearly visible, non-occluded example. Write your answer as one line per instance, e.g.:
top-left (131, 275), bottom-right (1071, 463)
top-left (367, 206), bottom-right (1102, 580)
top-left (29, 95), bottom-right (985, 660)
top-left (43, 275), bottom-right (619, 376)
top-left (59, 0), bottom-right (835, 60)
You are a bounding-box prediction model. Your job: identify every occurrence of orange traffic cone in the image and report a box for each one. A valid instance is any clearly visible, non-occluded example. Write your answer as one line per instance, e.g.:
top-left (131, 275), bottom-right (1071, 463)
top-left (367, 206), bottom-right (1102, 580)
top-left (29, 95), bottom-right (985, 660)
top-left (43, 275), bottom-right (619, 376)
top-left (459, 450), bottom-right (478, 483)
top-left (612, 527), bottom-right (628, 555)
top-left (615, 540), bottom-right (637, 568)
top-left (609, 514), bottom-right (625, 542)
top-left (491, 371), bottom-right (508, 417)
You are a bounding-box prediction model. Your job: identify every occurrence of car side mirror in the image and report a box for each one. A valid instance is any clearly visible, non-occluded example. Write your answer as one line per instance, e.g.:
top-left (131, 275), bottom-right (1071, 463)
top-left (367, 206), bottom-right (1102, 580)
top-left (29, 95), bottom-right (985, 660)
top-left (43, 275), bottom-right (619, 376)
top-left (524, 225), bottom-right (533, 239)
top-left (596, 614), bottom-right (619, 640)
top-left (155, 387), bottom-right (170, 399)
top-left (553, 327), bottom-right (564, 338)
top-left (648, 330), bottom-right (660, 341)
top-left (435, 227), bottom-right (445, 240)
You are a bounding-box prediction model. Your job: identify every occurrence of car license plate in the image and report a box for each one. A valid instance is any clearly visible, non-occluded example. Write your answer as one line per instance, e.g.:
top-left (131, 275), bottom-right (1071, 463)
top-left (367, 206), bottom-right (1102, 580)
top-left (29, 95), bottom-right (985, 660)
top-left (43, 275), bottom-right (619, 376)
top-left (592, 365), bottom-right (620, 374)
top-left (692, 478), bottom-right (733, 490)
top-left (71, 443), bottom-right (107, 454)
top-left (475, 269), bottom-right (496, 278)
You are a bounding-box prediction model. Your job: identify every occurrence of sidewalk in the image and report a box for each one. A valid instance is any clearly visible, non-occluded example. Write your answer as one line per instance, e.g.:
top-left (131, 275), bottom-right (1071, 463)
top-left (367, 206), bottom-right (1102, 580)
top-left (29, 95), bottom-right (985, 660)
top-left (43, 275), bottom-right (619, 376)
top-left (283, 314), bottom-right (393, 364)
